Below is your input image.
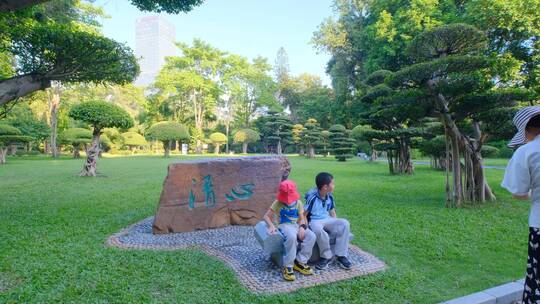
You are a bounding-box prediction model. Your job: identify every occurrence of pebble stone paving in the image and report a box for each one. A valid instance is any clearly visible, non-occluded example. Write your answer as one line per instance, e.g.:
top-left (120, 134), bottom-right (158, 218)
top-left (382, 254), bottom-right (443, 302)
top-left (107, 217), bottom-right (387, 293)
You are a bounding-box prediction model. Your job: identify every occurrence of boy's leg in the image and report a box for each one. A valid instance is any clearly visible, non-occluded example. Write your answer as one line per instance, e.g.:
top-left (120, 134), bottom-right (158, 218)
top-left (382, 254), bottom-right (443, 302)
top-left (309, 220), bottom-right (333, 259)
top-left (296, 229), bottom-right (316, 264)
top-left (324, 218), bottom-right (351, 257)
top-left (279, 224), bottom-right (298, 267)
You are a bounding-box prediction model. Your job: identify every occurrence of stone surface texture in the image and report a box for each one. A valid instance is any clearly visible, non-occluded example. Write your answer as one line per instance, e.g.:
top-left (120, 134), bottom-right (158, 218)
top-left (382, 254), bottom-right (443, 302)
top-left (153, 156), bottom-right (291, 234)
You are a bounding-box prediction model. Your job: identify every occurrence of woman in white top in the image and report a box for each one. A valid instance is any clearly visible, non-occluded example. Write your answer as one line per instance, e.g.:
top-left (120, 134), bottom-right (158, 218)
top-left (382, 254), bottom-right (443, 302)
top-left (502, 106), bottom-right (540, 304)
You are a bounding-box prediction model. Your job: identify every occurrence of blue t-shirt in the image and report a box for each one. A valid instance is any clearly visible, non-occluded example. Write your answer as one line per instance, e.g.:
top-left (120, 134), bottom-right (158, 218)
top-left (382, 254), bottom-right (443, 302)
top-left (304, 188), bottom-right (335, 221)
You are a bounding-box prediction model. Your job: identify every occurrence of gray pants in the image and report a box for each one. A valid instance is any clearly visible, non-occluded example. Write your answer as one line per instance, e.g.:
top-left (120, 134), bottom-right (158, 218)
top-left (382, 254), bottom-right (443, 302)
top-left (309, 217), bottom-right (350, 259)
top-left (279, 223), bottom-right (316, 268)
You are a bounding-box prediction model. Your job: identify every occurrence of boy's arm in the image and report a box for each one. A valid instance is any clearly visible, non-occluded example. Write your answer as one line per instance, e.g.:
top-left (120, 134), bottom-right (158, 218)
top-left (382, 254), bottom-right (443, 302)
top-left (329, 194), bottom-right (337, 217)
top-left (329, 209), bottom-right (337, 218)
top-left (263, 209), bottom-right (277, 234)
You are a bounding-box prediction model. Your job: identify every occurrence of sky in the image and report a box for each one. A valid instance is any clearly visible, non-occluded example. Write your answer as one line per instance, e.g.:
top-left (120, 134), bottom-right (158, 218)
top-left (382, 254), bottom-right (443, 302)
top-left (94, 0), bottom-right (335, 85)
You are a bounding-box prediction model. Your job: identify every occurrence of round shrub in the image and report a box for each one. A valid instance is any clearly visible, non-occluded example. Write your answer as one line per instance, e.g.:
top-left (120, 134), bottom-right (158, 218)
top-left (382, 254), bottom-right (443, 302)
top-left (481, 145), bottom-right (499, 158)
top-left (209, 132), bottom-right (228, 144)
top-left (121, 131), bottom-right (148, 147)
top-left (233, 129), bottom-right (260, 144)
top-left (146, 121), bottom-right (190, 142)
top-left (69, 100), bottom-right (133, 131)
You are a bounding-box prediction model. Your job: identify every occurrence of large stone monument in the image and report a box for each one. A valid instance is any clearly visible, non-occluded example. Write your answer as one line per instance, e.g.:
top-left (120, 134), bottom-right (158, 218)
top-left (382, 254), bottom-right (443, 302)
top-left (152, 156), bottom-right (291, 234)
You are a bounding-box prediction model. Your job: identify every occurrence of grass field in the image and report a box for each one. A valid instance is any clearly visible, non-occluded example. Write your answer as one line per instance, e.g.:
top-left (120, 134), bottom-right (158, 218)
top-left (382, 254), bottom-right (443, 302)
top-left (0, 155), bottom-right (527, 303)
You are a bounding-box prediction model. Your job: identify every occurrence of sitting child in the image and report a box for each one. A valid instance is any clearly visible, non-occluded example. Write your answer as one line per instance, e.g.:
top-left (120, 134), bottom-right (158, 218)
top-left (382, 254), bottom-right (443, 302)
top-left (263, 180), bottom-right (316, 281)
top-left (305, 172), bottom-right (353, 270)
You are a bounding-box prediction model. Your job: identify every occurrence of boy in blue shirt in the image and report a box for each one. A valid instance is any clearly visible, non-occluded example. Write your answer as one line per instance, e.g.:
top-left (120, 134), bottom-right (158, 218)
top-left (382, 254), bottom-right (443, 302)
top-left (263, 180), bottom-right (316, 281)
top-left (304, 172), bottom-right (353, 270)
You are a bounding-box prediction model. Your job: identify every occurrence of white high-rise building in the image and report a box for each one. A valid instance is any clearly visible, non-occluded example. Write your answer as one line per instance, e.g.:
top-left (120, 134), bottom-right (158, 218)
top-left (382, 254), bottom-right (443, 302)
top-left (134, 16), bottom-right (179, 86)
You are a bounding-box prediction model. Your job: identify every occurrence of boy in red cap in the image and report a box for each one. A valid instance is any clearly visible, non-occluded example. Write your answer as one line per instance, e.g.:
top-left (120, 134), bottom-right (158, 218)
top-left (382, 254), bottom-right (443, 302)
top-left (263, 179), bottom-right (316, 281)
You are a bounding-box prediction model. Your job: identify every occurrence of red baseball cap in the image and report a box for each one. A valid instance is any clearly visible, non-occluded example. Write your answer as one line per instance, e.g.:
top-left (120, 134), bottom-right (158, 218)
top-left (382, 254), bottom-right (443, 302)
top-left (276, 180), bottom-right (300, 205)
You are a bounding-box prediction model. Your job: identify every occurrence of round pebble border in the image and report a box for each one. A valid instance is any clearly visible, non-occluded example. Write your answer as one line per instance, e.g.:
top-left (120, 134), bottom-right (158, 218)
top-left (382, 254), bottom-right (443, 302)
top-left (106, 217), bottom-right (387, 294)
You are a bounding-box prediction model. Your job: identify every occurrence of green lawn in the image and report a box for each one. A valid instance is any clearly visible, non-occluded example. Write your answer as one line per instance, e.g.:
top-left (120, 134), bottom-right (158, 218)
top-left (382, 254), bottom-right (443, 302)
top-left (0, 155), bottom-right (528, 303)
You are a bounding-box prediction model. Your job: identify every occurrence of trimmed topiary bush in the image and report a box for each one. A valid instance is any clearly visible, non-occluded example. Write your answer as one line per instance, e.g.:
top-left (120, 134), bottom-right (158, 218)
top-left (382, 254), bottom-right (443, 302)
top-left (146, 121), bottom-right (190, 157)
top-left (233, 128), bottom-right (260, 154)
top-left (69, 100), bottom-right (134, 176)
top-left (209, 132), bottom-right (227, 154)
top-left (59, 128), bottom-right (92, 158)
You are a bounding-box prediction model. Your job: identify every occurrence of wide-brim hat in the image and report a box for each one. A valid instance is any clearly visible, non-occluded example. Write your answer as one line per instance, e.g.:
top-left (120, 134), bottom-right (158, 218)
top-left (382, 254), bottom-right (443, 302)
top-left (276, 180), bottom-right (300, 205)
top-left (508, 106), bottom-right (540, 147)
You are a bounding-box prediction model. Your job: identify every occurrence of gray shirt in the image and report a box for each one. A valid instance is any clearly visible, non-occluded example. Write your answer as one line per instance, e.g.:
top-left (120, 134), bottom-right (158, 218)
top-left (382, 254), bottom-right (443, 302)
top-left (502, 135), bottom-right (540, 227)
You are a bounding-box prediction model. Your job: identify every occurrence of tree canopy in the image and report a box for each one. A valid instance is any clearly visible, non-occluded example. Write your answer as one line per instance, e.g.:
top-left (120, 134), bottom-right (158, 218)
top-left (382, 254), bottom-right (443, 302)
top-left (69, 101), bottom-right (134, 133)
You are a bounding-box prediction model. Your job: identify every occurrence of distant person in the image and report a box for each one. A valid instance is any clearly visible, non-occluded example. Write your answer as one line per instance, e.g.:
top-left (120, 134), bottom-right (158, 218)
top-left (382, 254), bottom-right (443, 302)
top-left (501, 106), bottom-right (540, 304)
top-left (263, 180), bottom-right (315, 281)
top-left (304, 172), bottom-right (353, 270)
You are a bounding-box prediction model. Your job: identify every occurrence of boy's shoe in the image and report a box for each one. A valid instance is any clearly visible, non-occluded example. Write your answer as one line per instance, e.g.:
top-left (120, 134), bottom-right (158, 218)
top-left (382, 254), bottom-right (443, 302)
top-left (282, 267), bottom-right (296, 281)
top-left (293, 260), bottom-right (314, 275)
top-left (316, 257), bottom-right (331, 270)
top-left (336, 256), bottom-right (353, 270)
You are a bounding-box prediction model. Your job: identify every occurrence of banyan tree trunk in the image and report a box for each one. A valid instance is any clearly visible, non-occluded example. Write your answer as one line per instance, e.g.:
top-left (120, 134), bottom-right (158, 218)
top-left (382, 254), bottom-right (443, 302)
top-left (242, 142), bottom-right (248, 154)
top-left (277, 140), bottom-right (282, 155)
top-left (387, 150), bottom-right (395, 174)
top-left (214, 144), bottom-right (220, 155)
top-left (397, 139), bottom-right (413, 175)
top-left (80, 131), bottom-right (100, 177)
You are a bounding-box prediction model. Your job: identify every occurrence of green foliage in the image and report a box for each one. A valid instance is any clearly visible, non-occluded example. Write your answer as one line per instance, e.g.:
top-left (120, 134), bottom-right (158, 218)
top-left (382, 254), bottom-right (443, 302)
top-left (4, 23), bottom-right (139, 84)
top-left (301, 118), bottom-right (324, 153)
top-left (146, 121), bottom-right (190, 142)
top-left (407, 24), bottom-right (487, 61)
top-left (0, 124), bottom-right (21, 135)
top-left (100, 134), bottom-right (112, 151)
top-left (209, 132), bottom-right (227, 144)
top-left (121, 131), bottom-right (147, 147)
top-left (129, 0), bottom-right (203, 13)
top-left (69, 100), bottom-right (134, 132)
top-left (261, 112), bottom-right (293, 147)
top-left (480, 145), bottom-right (500, 158)
top-left (418, 135), bottom-right (446, 159)
top-left (59, 128), bottom-right (92, 145)
top-left (0, 123), bottom-right (31, 146)
top-left (387, 56), bottom-right (490, 88)
top-left (233, 128), bottom-right (260, 144)
top-left (329, 124), bottom-right (355, 161)
top-left (4, 104), bottom-right (50, 141)
top-left (365, 70), bottom-right (393, 86)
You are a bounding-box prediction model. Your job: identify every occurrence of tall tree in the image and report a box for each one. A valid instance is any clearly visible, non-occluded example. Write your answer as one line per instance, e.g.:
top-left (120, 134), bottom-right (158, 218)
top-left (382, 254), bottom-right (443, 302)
top-left (155, 40), bottom-right (224, 153)
top-left (329, 124), bottom-right (355, 162)
top-left (263, 111), bottom-right (293, 154)
top-left (301, 118), bottom-right (324, 158)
